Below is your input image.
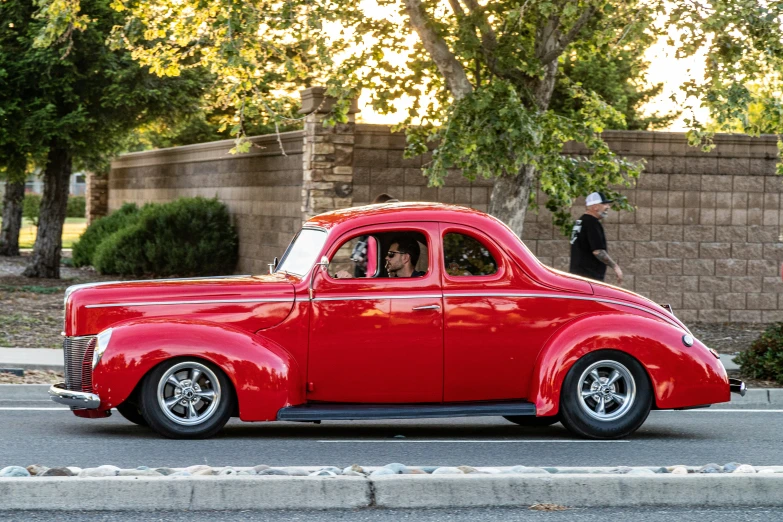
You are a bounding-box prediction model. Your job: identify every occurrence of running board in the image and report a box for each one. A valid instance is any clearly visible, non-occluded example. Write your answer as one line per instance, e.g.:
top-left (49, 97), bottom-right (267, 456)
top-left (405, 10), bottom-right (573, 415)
top-left (276, 401), bottom-right (536, 422)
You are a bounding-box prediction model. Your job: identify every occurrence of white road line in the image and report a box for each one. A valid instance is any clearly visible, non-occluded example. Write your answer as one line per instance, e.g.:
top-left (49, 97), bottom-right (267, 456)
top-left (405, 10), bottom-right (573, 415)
top-left (0, 406), bottom-right (71, 411)
top-left (659, 409), bottom-right (783, 413)
top-left (317, 440), bottom-right (630, 443)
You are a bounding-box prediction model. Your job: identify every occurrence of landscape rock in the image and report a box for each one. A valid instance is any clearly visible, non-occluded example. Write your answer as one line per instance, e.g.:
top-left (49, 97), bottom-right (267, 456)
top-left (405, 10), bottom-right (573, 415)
top-left (252, 465), bottom-right (270, 473)
top-left (370, 468), bottom-right (396, 477)
top-left (258, 468), bottom-right (290, 476)
top-left (282, 468), bottom-right (309, 476)
top-left (186, 465), bottom-right (212, 474)
top-left (26, 465), bottom-right (48, 476)
top-left (309, 470), bottom-right (337, 477)
top-left (626, 468), bottom-right (656, 476)
top-left (670, 467), bottom-right (689, 475)
top-left (419, 466), bottom-right (439, 474)
top-left (40, 467), bottom-right (73, 477)
top-left (66, 467), bottom-right (82, 475)
top-left (699, 463), bottom-right (722, 474)
top-left (0, 466), bottom-right (31, 477)
top-left (218, 468), bottom-right (238, 476)
top-left (723, 462), bottom-right (741, 473)
top-left (384, 463), bottom-right (408, 474)
top-left (733, 464), bottom-right (756, 474)
top-left (118, 469), bottom-right (162, 477)
top-left (432, 467), bottom-right (464, 475)
top-left (154, 468), bottom-right (177, 476)
top-left (169, 471), bottom-right (192, 477)
top-left (503, 466), bottom-right (548, 475)
top-left (341, 470), bottom-right (364, 477)
top-left (457, 466), bottom-right (479, 474)
top-left (343, 464), bottom-right (364, 475)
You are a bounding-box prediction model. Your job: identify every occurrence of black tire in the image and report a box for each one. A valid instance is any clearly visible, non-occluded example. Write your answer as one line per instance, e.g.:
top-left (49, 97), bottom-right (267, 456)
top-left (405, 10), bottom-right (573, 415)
top-left (504, 415), bottom-right (560, 427)
top-left (558, 350), bottom-right (652, 439)
top-left (139, 358), bottom-right (234, 439)
top-left (116, 400), bottom-right (148, 426)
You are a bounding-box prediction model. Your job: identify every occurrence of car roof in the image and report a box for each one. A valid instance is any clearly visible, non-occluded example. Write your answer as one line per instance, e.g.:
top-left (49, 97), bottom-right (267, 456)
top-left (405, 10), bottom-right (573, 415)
top-left (304, 202), bottom-right (493, 231)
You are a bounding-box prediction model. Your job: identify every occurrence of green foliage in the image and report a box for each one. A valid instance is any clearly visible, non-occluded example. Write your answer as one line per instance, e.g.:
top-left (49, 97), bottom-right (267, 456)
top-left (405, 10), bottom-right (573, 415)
top-left (22, 195), bottom-right (41, 227)
top-left (66, 196), bottom-right (86, 218)
top-left (735, 323), bottom-right (783, 384)
top-left (71, 203), bottom-right (140, 267)
top-left (92, 198), bottom-right (238, 277)
top-left (0, 285), bottom-right (63, 294)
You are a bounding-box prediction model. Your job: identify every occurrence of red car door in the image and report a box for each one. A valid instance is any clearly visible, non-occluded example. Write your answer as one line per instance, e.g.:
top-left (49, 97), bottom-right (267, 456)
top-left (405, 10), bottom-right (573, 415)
top-left (440, 224), bottom-right (577, 402)
top-left (307, 223), bottom-right (444, 403)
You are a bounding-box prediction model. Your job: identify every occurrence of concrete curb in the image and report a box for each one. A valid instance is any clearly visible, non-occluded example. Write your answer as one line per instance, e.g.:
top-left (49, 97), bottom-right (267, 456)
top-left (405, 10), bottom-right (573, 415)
top-left (0, 348), bottom-right (63, 372)
top-left (2, 474), bottom-right (783, 510)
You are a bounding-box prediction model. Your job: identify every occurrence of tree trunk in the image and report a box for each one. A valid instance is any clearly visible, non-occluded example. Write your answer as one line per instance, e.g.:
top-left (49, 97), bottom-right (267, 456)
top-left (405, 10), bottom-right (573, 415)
top-left (0, 178), bottom-right (25, 257)
top-left (22, 143), bottom-right (72, 279)
top-left (487, 164), bottom-right (536, 239)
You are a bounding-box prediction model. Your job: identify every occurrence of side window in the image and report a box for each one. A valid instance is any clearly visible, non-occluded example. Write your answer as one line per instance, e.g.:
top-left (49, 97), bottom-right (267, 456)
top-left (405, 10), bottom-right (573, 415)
top-left (329, 235), bottom-right (379, 278)
top-left (329, 231), bottom-right (429, 279)
top-left (443, 233), bottom-right (498, 276)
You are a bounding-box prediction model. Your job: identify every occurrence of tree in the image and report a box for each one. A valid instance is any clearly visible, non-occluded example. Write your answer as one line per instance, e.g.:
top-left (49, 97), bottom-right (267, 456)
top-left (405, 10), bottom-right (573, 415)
top-left (0, 0), bottom-right (207, 278)
top-left (0, 156), bottom-right (28, 257)
top-left (47, 0), bottom-right (783, 237)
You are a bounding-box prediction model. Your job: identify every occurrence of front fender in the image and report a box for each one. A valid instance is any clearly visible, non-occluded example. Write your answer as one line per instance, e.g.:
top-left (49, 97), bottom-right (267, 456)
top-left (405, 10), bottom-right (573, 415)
top-left (527, 313), bottom-right (729, 416)
top-left (92, 318), bottom-right (304, 421)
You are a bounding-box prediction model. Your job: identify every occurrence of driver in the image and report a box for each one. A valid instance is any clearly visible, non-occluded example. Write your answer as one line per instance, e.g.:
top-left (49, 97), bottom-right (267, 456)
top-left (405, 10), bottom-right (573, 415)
top-left (335, 235), bottom-right (425, 278)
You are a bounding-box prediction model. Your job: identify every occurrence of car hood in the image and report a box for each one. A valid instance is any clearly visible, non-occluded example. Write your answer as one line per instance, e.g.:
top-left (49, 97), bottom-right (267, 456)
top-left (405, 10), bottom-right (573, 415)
top-left (64, 274), bottom-right (297, 336)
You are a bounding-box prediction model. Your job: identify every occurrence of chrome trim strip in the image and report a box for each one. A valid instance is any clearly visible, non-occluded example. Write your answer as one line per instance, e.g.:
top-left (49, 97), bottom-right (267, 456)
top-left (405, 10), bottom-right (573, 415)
top-left (444, 292), bottom-right (680, 328)
top-left (49, 383), bottom-right (101, 409)
top-left (313, 294), bottom-right (442, 302)
top-left (85, 297), bottom-right (292, 309)
top-left (64, 275), bottom-right (253, 304)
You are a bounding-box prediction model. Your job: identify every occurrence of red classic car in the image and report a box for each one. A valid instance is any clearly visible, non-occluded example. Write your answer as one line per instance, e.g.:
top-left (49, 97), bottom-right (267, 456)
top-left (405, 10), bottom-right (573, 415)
top-left (50, 203), bottom-right (745, 439)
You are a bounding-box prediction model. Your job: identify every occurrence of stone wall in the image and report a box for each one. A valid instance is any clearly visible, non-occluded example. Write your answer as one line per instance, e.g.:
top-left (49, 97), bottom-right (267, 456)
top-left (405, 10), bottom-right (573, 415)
top-left (109, 94), bottom-right (783, 323)
top-left (109, 132), bottom-right (305, 274)
top-left (85, 172), bottom-right (108, 226)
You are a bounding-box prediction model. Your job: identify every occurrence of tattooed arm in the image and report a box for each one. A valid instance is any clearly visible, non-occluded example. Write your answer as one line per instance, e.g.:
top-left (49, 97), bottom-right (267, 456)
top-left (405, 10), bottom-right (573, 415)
top-left (592, 249), bottom-right (624, 284)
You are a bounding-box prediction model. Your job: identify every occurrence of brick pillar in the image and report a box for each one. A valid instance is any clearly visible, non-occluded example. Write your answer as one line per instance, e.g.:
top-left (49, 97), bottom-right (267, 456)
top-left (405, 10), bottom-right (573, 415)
top-left (299, 87), bottom-right (358, 221)
top-left (85, 171), bottom-right (108, 225)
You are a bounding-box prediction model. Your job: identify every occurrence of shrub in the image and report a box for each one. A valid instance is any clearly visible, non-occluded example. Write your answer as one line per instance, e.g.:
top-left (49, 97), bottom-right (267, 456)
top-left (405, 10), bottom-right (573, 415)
top-left (735, 323), bottom-right (783, 384)
top-left (93, 197), bottom-right (238, 277)
top-left (66, 196), bottom-right (86, 218)
top-left (22, 194), bottom-right (41, 226)
top-left (71, 203), bottom-right (140, 267)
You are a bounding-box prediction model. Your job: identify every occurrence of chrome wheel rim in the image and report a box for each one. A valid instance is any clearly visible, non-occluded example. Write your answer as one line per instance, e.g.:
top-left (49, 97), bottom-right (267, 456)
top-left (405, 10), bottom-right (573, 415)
top-left (157, 362), bottom-right (221, 426)
top-left (577, 360), bottom-right (636, 422)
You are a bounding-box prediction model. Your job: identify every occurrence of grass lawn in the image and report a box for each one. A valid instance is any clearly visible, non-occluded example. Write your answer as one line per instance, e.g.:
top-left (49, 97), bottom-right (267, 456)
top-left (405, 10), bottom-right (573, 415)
top-left (0, 217), bottom-right (86, 248)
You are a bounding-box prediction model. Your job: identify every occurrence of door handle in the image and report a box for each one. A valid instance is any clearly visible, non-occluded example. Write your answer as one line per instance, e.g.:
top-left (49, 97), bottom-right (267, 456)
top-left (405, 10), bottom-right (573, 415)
top-left (412, 304), bottom-right (440, 311)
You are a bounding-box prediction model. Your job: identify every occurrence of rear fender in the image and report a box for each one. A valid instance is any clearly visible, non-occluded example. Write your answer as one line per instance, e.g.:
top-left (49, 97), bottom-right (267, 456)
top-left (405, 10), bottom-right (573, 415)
top-left (92, 318), bottom-right (304, 421)
top-left (528, 313), bottom-right (729, 416)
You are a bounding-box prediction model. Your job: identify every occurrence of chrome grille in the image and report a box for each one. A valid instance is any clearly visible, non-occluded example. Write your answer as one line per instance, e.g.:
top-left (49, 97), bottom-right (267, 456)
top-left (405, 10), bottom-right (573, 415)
top-left (63, 336), bottom-right (96, 392)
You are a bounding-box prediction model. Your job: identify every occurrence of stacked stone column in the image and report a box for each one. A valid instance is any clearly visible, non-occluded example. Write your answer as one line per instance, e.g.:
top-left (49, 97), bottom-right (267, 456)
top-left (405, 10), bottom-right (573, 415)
top-left (299, 87), bottom-right (357, 221)
top-left (85, 171), bottom-right (108, 225)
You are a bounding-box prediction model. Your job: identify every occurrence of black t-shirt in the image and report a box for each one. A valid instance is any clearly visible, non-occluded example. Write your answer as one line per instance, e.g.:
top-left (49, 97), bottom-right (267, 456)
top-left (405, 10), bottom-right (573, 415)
top-left (569, 214), bottom-right (608, 281)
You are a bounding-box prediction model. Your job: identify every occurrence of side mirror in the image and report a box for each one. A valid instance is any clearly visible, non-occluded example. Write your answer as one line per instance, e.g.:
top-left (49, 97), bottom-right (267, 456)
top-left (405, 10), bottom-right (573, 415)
top-left (268, 256), bottom-right (279, 274)
top-left (309, 256), bottom-right (330, 299)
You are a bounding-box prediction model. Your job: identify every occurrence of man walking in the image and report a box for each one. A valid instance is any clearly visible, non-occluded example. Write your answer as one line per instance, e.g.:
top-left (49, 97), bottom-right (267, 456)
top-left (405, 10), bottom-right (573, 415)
top-left (569, 192), bottom-right (624, 284)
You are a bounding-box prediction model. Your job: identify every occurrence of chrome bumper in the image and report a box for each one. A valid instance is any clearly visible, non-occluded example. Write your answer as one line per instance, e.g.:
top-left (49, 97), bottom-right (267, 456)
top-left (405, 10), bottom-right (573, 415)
top-left (729, 378), bottom-right (746, 397)
top-left (49, 382), bottom-right (101, 409)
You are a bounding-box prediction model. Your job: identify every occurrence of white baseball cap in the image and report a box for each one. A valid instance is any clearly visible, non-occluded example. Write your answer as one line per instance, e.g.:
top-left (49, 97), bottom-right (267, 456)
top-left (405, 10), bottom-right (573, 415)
top-left (585, 192), bottom-right (614, 206)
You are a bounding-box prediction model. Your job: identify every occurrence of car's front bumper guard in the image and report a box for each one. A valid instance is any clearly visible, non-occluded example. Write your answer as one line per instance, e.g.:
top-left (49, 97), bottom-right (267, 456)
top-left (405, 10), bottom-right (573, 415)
top-left (49, 382), bottom-right (101, 409)
top-left (729, 378), bottom-right (746, 397)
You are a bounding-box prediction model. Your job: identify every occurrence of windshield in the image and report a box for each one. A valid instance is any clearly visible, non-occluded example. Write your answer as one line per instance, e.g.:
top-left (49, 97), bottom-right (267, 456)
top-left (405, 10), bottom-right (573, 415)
top-left (275, 228), bottom-right (328, 276)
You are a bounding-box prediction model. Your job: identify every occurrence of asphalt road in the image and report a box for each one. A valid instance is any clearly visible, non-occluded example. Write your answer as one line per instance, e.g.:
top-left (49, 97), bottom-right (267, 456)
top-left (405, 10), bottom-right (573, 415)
top-left (2, 385), bottom-right (780, 469)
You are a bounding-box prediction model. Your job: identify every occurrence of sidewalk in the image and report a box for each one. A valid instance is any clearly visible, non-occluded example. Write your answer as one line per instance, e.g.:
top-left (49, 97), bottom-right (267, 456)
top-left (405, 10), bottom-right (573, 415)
top-left (0, 347), bottom-right (63, 371)
top-left (0, 348), bottom-right (742, 373)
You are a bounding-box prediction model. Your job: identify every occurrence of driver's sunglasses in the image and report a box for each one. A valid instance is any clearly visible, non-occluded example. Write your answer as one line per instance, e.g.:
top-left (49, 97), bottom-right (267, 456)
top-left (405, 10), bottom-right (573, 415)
top-left (385, 250), bottom-right (406, 259)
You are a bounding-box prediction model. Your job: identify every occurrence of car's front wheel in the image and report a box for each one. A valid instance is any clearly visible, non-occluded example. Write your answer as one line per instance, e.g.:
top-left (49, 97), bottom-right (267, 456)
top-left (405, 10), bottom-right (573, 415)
top-left (139, 359), bottom-right (233, 439)
top-left (116, 400), bottom-right (148, 426)
top-left (558, 350), bottom-right (652, 439)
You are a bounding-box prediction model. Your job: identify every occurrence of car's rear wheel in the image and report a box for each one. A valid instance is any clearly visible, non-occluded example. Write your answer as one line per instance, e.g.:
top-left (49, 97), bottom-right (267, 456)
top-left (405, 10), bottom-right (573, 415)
top-left (116, 400), bottom-right (148, 426)
top-left (503, 415), bottom-right (559, 427)
top-left (139, 359), bottom-right (233, 439)
top-left (558, 350), bottom-right (652, 439)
